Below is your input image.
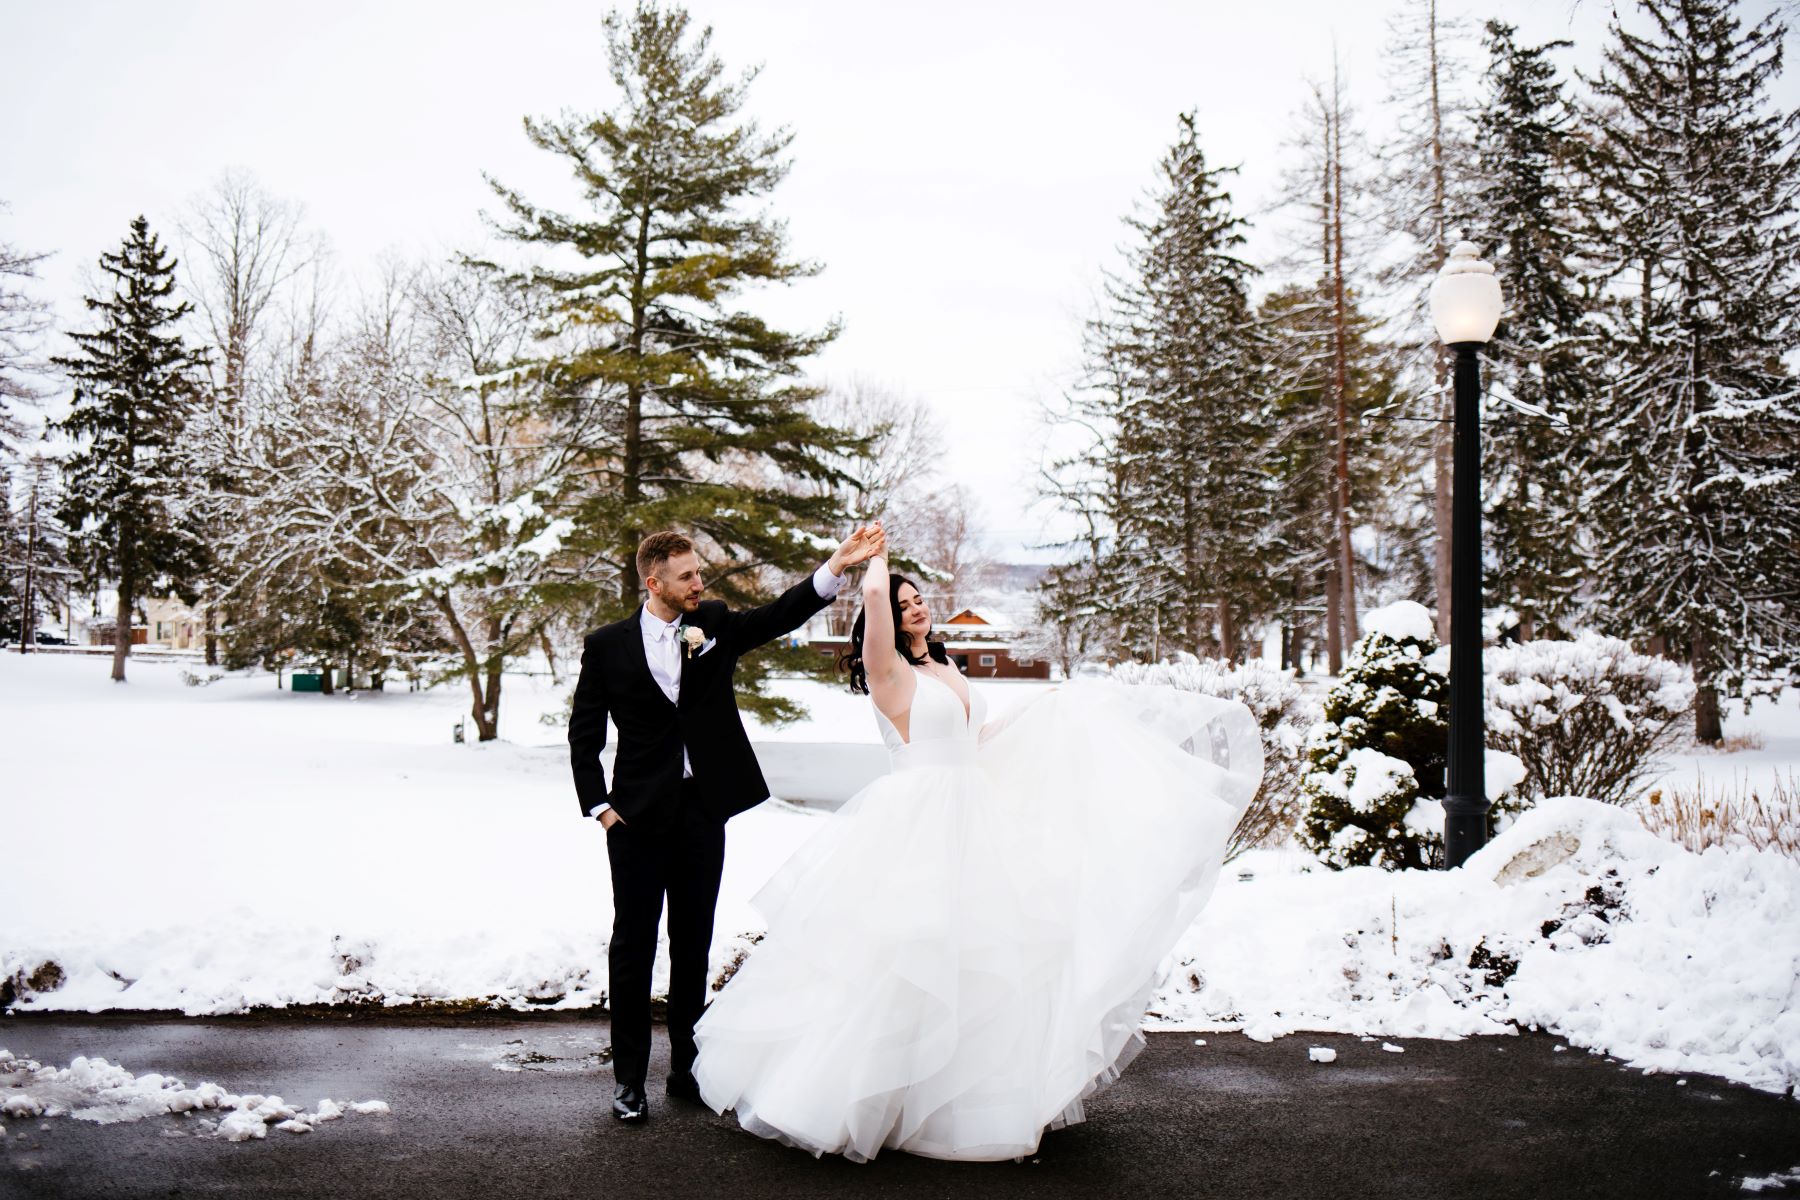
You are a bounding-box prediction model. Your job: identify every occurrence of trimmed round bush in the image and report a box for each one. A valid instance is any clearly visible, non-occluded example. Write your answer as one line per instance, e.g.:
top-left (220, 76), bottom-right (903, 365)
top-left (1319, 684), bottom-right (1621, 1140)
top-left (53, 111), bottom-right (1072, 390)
top-left (1484, 633), bottom-right (1693, 805)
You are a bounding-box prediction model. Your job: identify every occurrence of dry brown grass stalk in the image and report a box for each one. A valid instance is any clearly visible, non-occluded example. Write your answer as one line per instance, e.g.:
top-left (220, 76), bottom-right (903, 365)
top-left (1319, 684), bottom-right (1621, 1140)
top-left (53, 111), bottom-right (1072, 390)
top-left (1637, 771), bottom-right (1800, 859)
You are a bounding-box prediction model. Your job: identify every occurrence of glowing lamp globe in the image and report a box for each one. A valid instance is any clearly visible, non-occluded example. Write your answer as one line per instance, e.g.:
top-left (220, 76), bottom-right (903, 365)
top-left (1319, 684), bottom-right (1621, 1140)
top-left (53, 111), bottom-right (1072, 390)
top-left (1430, 241), bottom-right (1503, 346)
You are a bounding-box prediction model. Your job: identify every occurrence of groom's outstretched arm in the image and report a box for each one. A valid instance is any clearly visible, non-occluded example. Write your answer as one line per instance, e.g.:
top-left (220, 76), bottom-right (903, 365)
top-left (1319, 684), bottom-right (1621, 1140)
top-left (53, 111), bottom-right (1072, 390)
top-left (718, 565), bottom-right (843, 656)
top-left (568, 635), bottom-right (611, 819)
top-left (718, 524), bottom-right (884, 654)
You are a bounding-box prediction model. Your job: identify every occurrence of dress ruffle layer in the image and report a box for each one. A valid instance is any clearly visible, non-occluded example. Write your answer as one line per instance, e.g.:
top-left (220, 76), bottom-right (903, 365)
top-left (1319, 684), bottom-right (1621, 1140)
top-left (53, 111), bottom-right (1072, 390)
top-left (693, 682), bottom-right (1262, 1162)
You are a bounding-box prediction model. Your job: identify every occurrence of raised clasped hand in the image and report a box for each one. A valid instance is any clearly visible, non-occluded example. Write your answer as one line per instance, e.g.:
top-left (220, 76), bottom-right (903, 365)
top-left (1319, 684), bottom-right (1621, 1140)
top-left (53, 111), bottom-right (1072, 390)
top-left (833, 521), bottom-right (885, 571)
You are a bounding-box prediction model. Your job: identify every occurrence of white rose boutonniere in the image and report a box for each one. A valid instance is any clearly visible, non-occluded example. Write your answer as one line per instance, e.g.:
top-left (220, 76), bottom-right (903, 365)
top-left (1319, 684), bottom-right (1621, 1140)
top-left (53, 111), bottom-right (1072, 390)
top-left (681, 624), bottom-right (706, 659)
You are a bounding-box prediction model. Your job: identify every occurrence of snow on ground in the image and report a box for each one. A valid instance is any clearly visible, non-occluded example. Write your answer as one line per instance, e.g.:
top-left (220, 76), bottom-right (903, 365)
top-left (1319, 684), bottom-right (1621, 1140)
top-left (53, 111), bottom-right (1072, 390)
top-left (1646, 686), bottom-right (1800, 798)
top-left (0, 1047), bottom-right (388, 1141)
top-left (1152, 796), bottom-right (1800, 1096)
top-left (4, 652), bottom-right (1796, 1098)
top-left (1, 653), bottom-right (841, 1015)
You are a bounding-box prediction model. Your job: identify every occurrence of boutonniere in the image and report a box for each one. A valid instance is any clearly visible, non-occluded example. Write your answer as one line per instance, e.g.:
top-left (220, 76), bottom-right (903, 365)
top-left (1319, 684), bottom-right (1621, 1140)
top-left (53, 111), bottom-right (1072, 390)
top-left (681, 624), bottom-right (707, 659)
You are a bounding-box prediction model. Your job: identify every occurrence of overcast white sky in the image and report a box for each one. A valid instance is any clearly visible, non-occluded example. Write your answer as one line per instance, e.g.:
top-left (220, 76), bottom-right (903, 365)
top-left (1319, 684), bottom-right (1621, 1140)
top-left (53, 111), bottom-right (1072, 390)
top-left (4, 1), bottom-right (1795, 560)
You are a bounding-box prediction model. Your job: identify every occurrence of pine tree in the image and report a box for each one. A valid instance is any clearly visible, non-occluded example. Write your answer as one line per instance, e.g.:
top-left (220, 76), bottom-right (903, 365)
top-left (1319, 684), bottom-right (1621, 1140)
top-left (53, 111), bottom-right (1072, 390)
top-left (1090, 112), bottom-right (1276, 661)
top-left (480, 1), bottom-right (861, 637)
top-left (2, 448), bottom-right (72, 649)
top-left (1258, 282), bottom-right (1403, 674)
top-left (1032, 334), bottom-right (1136, 660)
top-left (52, 216), bottom-right (210, 681)
top-left (1580, 0), bottom-right (1800, 740)
top-left (1470, 21), bottom-right (1591, 640)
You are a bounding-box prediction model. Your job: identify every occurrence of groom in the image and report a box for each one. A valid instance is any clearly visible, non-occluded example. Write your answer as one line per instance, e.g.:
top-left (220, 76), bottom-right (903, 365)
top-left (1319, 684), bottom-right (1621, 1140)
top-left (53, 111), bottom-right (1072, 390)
top-left (569, 525), bottom-right (882, 1122)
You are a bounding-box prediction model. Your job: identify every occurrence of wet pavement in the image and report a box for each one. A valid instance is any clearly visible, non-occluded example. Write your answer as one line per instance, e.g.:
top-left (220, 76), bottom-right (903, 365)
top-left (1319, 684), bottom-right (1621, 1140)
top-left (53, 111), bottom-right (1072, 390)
top-left (1, 1012), bottom-right (1796, 1199)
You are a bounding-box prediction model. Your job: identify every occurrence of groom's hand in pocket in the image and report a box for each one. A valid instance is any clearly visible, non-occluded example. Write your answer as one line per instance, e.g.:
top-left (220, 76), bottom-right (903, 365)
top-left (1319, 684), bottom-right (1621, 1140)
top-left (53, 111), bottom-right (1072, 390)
top-left (600, 809), bottom-right (624, 830)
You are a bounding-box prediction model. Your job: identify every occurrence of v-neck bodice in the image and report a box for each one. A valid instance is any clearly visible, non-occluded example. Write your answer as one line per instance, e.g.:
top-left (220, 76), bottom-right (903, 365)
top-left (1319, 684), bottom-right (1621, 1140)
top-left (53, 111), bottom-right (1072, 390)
top-left (872, 668), bottom-right (986, 760)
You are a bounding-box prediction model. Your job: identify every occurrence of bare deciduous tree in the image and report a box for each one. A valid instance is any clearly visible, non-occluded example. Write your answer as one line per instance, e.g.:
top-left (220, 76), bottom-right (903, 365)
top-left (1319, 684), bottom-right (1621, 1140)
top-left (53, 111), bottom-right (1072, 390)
top-left (899, 482), bottom-right (989, 616)
top-left (180, 171), bottom-right (326, 662)
top-left (180, 170), bottom-right (323, 412)
top-left (0, 204), bottom-right (50, 453)
top-left (810, 375), bottom-right (945, 524)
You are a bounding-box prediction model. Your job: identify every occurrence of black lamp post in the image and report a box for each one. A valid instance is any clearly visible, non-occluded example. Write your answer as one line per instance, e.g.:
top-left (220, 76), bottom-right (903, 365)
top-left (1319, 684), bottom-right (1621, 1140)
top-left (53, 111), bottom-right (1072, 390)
top-left (1430, 242), bottom-right (1503, 869)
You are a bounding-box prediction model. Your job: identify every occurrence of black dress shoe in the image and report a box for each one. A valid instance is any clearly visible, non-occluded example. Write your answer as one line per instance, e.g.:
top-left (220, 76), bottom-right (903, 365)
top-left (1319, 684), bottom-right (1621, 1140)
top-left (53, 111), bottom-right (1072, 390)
top-left (665, 1071), bottom-right (702, 1102)
top-left (612, 1084), bottom-right (647, 1122)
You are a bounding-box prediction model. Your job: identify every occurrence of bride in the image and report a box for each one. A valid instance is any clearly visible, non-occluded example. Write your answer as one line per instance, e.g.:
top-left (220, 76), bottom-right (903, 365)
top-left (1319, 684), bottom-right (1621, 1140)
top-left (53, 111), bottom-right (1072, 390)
top-left (692, 528), bottom-right (1262, 1162)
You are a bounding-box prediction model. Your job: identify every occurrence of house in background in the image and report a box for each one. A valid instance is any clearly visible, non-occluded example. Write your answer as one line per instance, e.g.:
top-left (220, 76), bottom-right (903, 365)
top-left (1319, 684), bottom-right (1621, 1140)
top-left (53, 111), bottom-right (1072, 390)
top-left (798, 604), bottom-right (1049, 680)
top-left (80, 593), bottom-right (200, 650)
top-left (934, 608), bottom-right (1048, 679)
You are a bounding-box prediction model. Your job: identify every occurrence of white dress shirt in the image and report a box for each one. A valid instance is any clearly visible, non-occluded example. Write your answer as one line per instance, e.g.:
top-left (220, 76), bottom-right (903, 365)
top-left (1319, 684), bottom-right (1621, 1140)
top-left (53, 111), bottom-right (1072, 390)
top-left (595, 562), bottom-right (845, 821)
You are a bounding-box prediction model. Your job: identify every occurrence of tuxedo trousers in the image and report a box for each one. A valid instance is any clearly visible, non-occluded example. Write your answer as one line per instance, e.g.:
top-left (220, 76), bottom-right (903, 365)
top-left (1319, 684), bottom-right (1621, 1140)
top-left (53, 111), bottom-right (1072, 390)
top-left (604, 778), bottom-right (727, 1090)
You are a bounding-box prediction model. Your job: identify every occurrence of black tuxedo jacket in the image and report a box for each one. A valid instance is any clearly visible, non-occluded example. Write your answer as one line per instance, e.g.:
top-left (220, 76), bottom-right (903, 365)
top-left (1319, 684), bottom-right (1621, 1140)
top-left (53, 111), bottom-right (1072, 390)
top-left (568, 573), bottom-right (835, 830)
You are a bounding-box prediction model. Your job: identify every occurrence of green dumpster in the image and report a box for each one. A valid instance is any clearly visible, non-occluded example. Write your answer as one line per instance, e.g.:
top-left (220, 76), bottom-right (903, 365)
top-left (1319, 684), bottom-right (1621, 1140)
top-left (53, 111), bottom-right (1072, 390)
top-left (292, 672), bottom-right (323, 693)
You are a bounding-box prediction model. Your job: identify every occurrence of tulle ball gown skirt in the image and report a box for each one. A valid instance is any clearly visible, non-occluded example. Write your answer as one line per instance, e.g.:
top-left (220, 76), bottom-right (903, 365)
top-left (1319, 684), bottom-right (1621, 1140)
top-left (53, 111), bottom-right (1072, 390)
top-left (692, 682), bottom-right (1262, 1163)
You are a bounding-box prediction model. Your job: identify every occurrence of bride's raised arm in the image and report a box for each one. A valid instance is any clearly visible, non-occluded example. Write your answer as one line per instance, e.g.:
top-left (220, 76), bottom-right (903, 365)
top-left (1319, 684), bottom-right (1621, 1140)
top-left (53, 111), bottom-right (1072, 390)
top-left (859, 548), bottom-right (909, 711)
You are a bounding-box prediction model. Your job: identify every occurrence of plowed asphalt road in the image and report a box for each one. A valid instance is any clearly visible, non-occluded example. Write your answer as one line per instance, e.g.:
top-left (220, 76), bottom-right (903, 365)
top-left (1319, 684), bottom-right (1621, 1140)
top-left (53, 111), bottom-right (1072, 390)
top-left (2, 1012), bottom-right (1796, 1199)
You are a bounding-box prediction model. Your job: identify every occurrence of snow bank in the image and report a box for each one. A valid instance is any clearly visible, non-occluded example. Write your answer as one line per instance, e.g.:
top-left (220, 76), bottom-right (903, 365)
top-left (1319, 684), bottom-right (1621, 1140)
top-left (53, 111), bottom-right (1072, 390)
top-left (0, 1047), bottom-right (388, 1140)
top-left (1150, 797), bottom-right (1800, 1095)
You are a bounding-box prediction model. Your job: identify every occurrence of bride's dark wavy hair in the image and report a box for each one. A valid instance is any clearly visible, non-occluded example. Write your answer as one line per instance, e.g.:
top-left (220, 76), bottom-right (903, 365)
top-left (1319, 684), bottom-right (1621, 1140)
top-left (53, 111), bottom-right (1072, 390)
top-left (840, 574), bottom-right (950, 694)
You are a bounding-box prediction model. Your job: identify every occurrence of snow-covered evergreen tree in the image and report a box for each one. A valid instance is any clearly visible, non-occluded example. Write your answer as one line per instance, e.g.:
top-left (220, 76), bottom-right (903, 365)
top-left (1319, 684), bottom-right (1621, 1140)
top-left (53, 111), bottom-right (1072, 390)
top-left (1085, 112), bottom-right (1276, 661)
top-left (1032, 340), bottom-right (1135, 659)
top-left (1469, 20), bottom-right (1592, 641)
top-left (480, 1), bottom-right (861, 626)
top-left (52, 216), bottom-right (210, 682)
top-left (1579, 0), bottom-right (1800, 740)
top-left (1257, 280), bottom-right (1404, 675)
top-left (1, 448), bottom-right (72, 648)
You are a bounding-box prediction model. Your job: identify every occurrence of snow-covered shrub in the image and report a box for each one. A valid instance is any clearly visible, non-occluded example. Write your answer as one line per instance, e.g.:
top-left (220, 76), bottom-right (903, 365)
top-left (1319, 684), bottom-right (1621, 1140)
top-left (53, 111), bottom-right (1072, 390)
top-left (1300, 603), bottom-right (1545, 869)
top-left (1484, 633), bottom-right (1693, 805)
top-left (1111, 655), bottom-right (1318, 860)
top-left (1300, 602), bottom-right (1452, 870)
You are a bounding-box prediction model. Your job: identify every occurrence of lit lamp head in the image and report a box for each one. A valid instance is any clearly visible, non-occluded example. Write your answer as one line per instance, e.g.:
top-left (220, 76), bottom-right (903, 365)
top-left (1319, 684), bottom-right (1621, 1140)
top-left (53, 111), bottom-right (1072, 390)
top-left (1430, 241), bottom-right (1503, 347)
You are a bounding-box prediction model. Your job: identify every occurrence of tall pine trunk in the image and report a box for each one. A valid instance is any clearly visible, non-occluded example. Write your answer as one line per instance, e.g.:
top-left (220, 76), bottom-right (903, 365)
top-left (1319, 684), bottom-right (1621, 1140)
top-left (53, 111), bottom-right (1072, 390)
top-left (111, 581), bottom-right (131, 682)
top-left (1692, 630), bottom-right (1723, 743)
top-left (618, 203), bottom-right (653, 606)
top-left (1329, 70), bottom-right (1359, 650)
top-left (1426, 0), bottom-right (1455, 644)
top-left (1325, 539), bottom-right (1344, 675)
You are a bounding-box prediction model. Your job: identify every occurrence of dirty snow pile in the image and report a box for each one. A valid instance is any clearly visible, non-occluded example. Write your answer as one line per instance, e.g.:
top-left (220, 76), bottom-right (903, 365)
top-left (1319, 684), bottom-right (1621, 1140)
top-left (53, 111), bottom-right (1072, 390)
top-left (1149, 796), bottom-right (1800, 1096)
top-left (0, 1047), bottom-right (389, 1140)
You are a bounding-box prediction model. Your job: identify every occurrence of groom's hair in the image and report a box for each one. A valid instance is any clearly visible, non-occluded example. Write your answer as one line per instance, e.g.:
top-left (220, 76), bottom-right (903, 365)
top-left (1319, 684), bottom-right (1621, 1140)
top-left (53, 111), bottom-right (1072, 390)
top-left (636, 531), bottom-right (694, 584)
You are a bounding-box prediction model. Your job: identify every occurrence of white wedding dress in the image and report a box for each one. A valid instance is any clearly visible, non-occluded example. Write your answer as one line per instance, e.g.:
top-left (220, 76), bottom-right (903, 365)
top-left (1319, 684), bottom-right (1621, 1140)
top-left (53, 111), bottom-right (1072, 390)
top-left (692, 671), bottom-right (1262, 1162)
